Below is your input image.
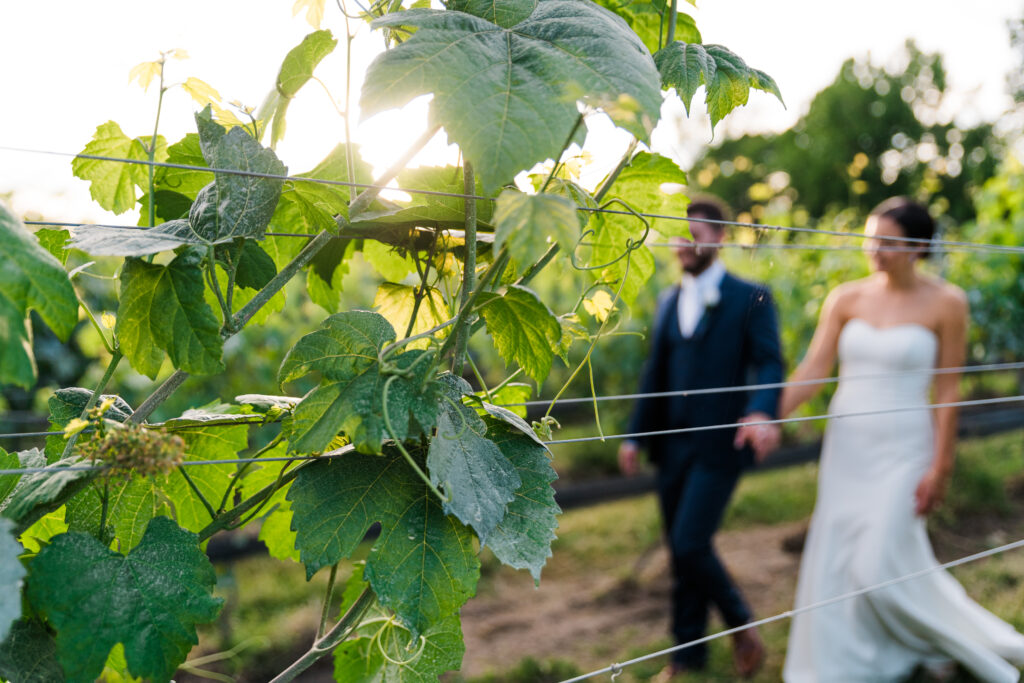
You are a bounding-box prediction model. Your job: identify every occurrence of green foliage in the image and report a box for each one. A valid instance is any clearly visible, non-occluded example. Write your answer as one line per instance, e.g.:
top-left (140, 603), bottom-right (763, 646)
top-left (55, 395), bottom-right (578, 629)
top-left (604, 151), bottom-right (691, 236)
top-left (0, 618), bottom-right (63, 683)
top-left (26, 517), bottom-right (221, 682)
top-left (362, 0), bottom-right (663, 192)
top-left (288, 449), bottom-right (480, 635)
top-left (280, 311), bottom-right (439, 453)
top-left (655, 42), bottom-right (783, 129)
top-left (478, 285), bottom-right (561, 384)
top-left (71, 121), bottom-right (164, 215)
top-left (265, 29), bottom-right (339, 146)
top-left (493, 190), bottom-right (580, 266)
top-left (428, 377), bottom-right (520, 541)
top-left (0, 203), bottom-right (79, 389)
top-left (333, 611), bottom-right (465, 682)
top-left (117, 249), bottom-right (225, 378)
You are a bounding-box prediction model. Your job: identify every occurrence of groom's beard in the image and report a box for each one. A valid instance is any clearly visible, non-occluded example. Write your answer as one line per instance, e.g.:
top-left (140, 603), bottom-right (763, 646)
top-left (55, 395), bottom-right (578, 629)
top-left (681, 249), bottom-right (717, 275)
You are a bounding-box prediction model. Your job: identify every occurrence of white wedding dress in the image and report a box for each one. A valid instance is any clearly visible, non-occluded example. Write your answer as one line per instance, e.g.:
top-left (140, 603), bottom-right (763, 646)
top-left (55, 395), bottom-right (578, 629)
top-left (784, 318), bottom-right (1024, 682)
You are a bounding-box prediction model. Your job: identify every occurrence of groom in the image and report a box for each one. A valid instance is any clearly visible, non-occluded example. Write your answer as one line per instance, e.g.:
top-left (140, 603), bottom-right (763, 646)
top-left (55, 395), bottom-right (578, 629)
top-left (618, 198), bottom-right (784, 678)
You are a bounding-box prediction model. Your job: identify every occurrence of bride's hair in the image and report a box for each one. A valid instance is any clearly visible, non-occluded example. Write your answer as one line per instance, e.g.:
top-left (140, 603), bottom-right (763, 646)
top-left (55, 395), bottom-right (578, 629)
top-left (870, 197), bottom-right (935, 259)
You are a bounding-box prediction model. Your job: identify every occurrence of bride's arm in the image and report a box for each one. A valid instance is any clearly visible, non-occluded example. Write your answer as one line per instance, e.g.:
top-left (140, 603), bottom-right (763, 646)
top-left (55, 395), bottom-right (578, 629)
top-left (778, 287), bottom-right (848, 417)
top-left (915, 288), bottom-right (969, 515)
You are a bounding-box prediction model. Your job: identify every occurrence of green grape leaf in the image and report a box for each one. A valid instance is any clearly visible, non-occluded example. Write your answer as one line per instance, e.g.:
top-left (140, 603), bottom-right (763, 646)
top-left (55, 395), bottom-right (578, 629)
top-left (116, 249), bottom-right (224, 379)
top-left (49, 388), bottom-right (134, 425)
top-left (65, 477), bottom-right (159, 552)
top-left (480, 382), bottom-right (533, 419)
top-left (18, 508), bottom-right (68, 556)
top-left (156, 423), bottom-right (248, 535)
top-left (281, 311), bottom-right (439, 453)
top-left (2, 457), bottom-right (94, 534)
top-left (588, 212), bottom-right (656, 304)
top-left (481, 417), bottom-right (558, 581)
top-left (373, 283), bottom-right (449, 350)
top-left (69, 108), bottom-right (286, 256)
top-left (654, 42), bottom-right (784, 128)
top-left (556, 314), bottom-right (589, 364)
top-left (71, 122), bottom-right (163, 215)
top-left (35, 228), bottom-right (70, 265)
top-left (289, 448), bottom-right (479, 635)
top-left (533, 177), bottom-right (597, 229)
top-left (362, 0), bottom-right (663, 192)
top-left (216, 240), bottom-right (277, 290)
top-left (137, 189), bottom-right (194, 225)
top-left (333, 611), bottom-right (464, 682)
top-left (155, 133), bottom-right (214, 201)
top-left (447, 0), bottom-right (535, 27)
top-left (478, 285), bottom-right (561, 384)
top-left (310, 235), bottom-right (355, 292)
top-left (363, 241), bottom-right (415, 282)
top-left (279, 310), bottom-right (395, 385)
top-left (0, 518), bottom-right (25, 643)
top-left (0, 204), bottom-right (78, 389)
top-left (428, 377), bottom-right (519, 542)
top-left (0, 618), bottom-right (64, 683)
top-left (236, 445), bottom-right (300, 562)
top-left (604, 151), bottom-right (690, 236)
top-left (0, 449), bottom-right (21, 505)
top-left (492, 190), bottom-right (580, 266)
top-left (268, 30), bottom-right (339, 146)
top-left (27, 517), bottom-right (222, 683)
top-left (591, 0), bottom-right (699, 55)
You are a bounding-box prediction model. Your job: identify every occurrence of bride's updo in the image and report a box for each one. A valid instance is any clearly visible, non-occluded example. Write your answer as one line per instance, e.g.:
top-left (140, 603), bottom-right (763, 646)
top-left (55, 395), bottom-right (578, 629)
top-left (870, 197), bottom-right (935, 259)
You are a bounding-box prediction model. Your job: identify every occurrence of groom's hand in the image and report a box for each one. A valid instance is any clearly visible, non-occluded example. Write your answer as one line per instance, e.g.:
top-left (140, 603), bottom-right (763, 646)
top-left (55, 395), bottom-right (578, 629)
top-left (734, 412), bottom-right (781, 463)
top-left (618, 441), bottom-right (641, 476)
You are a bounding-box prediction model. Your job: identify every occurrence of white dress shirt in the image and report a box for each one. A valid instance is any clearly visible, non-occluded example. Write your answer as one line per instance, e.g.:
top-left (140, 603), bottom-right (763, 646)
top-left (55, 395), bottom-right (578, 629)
top-left (677, 259), bottom-right (725, 338)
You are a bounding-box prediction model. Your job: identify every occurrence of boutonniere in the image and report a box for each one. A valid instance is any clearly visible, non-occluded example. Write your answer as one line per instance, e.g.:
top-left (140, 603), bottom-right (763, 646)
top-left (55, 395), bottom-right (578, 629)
top-left (702, 287), bottom-right (720, 308)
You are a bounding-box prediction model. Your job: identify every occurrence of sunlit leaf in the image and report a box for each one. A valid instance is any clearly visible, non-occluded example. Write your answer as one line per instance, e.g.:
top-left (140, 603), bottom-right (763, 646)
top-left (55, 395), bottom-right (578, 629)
top-left (293, 0), bottom-right (326, 28)
top-left (373, 283), bottom-right (449, 349)
top-left (362, 0), bottom-right (663, 192)
top-left (128, 61), bottom-right (161, 91)
top-left (71, 122), bottom-right (161, 215)
top-left (492, 190), bottom-right (580, 266)
top-left (478, 285), bottom-right (561, 384)
top-left (181, 77), bottom-right (221, 107)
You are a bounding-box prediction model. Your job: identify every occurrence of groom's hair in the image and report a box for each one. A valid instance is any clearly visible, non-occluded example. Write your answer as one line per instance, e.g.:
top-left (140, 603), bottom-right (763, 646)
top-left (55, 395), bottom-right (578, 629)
top-left (871, 197), bottom-right (935, 259)
top-left (687, 197), bottom-right (730, 232)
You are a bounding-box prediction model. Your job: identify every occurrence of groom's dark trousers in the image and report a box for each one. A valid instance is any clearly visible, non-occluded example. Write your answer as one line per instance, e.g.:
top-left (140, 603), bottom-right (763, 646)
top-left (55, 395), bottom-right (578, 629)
top-left (627, 272), bottom-right (783, 669)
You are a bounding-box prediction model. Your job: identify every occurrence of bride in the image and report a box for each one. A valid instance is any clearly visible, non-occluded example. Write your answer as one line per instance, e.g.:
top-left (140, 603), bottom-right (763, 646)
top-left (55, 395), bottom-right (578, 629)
top-left (780, 197), bottom-right (1024, 682)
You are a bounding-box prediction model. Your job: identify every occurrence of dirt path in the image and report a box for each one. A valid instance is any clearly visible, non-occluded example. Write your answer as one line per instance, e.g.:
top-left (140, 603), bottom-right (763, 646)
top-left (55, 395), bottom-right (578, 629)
top-left (459, 521), bottom-right (808, 679)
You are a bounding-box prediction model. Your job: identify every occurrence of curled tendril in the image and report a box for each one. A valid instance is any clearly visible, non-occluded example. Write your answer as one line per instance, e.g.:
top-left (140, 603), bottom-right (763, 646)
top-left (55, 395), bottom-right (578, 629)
top-left (370, 619), bottom-right (429, 667)
top-left (570, 198), bottom-right (650, 271)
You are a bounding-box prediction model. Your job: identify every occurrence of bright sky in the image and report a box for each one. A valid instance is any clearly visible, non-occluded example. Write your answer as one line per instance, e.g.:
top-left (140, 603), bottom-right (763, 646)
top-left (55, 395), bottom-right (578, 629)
top-left (0, 0), bottom-right (1020, 224)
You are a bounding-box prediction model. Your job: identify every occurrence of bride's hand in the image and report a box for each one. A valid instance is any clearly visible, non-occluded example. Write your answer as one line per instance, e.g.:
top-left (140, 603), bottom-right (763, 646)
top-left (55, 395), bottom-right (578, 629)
top-left (914, 467), bottom-right (950, 516)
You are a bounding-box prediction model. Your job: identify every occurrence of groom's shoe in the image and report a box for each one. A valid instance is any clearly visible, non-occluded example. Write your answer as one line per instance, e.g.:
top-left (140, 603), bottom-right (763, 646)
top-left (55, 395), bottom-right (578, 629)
top-left (732, 625), bottom-right (765, 678)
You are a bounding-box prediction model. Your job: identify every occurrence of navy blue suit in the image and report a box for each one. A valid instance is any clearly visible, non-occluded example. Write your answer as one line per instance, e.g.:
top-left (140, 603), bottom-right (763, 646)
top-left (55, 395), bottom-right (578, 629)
top-left (628, 271), bottom-right (783, 668)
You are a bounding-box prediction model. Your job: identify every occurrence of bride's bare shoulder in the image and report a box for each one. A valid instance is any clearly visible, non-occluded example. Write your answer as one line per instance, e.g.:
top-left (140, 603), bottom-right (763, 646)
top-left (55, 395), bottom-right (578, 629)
top-left (827, 278), bottom-right (872, 307)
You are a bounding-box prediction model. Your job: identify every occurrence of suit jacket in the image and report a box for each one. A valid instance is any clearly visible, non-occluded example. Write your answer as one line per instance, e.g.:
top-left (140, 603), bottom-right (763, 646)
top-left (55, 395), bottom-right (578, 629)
top-left (627, 271), bottom-right (784, 469)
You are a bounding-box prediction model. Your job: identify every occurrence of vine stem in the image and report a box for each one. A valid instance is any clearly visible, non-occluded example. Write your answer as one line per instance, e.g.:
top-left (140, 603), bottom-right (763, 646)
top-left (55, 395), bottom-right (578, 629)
top-left (434, 248), bottom-right (509, 367)
top-left (539, 113), bottom-right (585, 194)
top-left (318, 564), bottom-right (340, 639)
top-left (216, 434), bottom-right (284, 513)
top-left (666, 0), bottom-right (678, 44)
top-left (147, 57), bottom-right (167, 229)
top-left (269, 587), bottom-right (376, 683)
top-left (451, 161), bottom-right (477, 377)
top-left (178, 468), bottom-right (217, 521)
top-left (62, 350), bottom-right (124, 459)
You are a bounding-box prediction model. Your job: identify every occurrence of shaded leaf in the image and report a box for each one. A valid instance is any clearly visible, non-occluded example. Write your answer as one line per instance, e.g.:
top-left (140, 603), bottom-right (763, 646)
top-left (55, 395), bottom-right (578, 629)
top-left (481, 417), bottom-right (558, 582)
top-left (289, 448), bottom-right (479, 635)
top-left (478, 285), bottom-right (560, 383)
top-left (116, 249), bottom-right (224, 379)
top-left (492, 190), bottom-right (580, 266)
top-left (0, 204), bottom-right (79, 389)
top-left (362, 0), bottom-right (663, 192)
top-left (0, 618), bottom-right (64, 683)
top-left (217, 240), bottom-right (277, 290)
top-left (427, 378), bottom-right (519, 542)
top-left (603, 151), bottom-right (690, 236)
top-left (155, 133), bottom-right (214, 201)
top-left (49, 388), bottom-right (133, 425)
top-left (2, 457), bottom-right (93, 533)
top-left (27, 517), bottom-right (222, 683)
top-left (479, 382), bottom-right (532, 419)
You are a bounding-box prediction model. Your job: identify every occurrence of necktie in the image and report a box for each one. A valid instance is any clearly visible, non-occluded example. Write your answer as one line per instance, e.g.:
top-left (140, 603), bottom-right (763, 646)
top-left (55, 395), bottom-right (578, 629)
top-left (679, 275), bottom-right (701, 338)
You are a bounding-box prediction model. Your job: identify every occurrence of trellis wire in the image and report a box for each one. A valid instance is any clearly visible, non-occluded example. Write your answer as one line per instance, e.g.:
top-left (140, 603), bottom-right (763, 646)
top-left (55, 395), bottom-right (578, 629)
top-left (25, 218), bottom-right (1010, 256)
top-left (505, 360), bottom-right (1024, 408)
top-left (545, 394), bottom-right (1024, 445)
top-left (558, 536), bottom-right (1024, 683)
top-left (1, 394), bottom-right (1021, 476)
top-left (5, 145), bottom-right (1024, 255)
